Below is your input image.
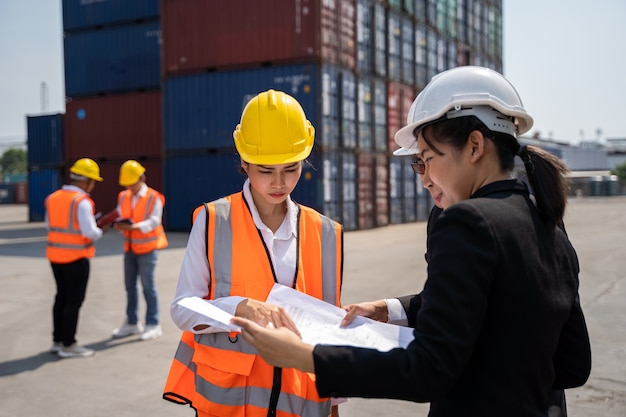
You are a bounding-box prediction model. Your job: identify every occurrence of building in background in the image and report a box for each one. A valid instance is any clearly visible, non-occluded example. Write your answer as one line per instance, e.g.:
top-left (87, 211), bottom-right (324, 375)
top-left (518, 135), bottom-right (624, 197)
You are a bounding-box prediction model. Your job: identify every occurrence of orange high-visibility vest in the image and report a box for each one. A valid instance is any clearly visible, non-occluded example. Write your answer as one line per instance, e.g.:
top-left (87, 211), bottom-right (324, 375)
top-left (118, 187), bottom-right (168, 255)
top-left (163, 192), bottom-right (343, 417)
top-left (46, 189), bottom-right (96, 263)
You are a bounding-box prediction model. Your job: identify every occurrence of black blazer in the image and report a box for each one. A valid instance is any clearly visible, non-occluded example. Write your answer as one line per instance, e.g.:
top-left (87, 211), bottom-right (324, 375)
top-left (313, 180), bottom-right (591, 417)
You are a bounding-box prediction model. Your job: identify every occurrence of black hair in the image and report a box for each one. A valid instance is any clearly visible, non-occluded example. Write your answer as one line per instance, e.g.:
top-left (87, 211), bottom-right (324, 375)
top-left (420, 116), bottom-right (569, 230)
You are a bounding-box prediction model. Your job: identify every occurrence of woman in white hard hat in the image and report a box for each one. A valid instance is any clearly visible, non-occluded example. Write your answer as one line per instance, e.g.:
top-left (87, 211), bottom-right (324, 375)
top-left (231, 67), bottom-right (592, 417)
top-left (164, 90), bottom-right (344, 417)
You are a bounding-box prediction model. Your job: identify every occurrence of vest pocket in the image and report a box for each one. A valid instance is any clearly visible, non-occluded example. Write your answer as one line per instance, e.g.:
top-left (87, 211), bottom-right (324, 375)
top-left (192, 339), bottom-right (257, 416)
top-left (193, 333), bottom-right (256, 375)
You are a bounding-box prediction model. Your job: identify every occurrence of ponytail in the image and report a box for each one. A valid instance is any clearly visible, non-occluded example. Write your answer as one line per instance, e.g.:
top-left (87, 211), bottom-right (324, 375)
top-left (518, 145), bottom-right (570, 230)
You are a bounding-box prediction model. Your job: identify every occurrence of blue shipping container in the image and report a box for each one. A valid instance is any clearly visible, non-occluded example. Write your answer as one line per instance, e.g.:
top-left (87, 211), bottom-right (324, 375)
top-left (164, 63), bottom-right (357, 151)
top-left (26, 113), bottom-right (65, 166)
top-left (163, 149), bottom-right (348, 232)
top-left (64, 21), bottom-right (161, 97)
top-left (62, 0), bottom-right (159, 32)
top-left (28, 167), bottom-right (63, 222)
top-left (163, 151), bottom-right (244, 231)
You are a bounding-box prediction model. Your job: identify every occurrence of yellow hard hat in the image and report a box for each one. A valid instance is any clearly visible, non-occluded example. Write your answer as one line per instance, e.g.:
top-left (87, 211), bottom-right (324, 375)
top-left (70, 158), bottom-right (103, 182)
top-left (119, 160), bottom-right (146, 186)
top-left (233, 89), bottom-right (314, 165)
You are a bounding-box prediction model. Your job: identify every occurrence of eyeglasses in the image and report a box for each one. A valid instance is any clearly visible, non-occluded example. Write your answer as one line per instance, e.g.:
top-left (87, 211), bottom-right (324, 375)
top-left (411, 159), bottom-right (426, 175)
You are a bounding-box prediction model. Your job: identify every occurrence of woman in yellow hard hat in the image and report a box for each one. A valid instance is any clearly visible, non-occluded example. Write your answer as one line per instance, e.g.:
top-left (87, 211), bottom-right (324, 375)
top-left (45, 157), bottom-right (107, 358)
top-left (164, 90), bottom-right (344, 417)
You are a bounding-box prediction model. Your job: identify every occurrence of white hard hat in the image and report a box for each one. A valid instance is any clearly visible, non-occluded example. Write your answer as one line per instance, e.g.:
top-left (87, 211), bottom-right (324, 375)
top-left (394, 66), bottom-right (534, 154)
top-left (392, 146), bottom-right (420, 156)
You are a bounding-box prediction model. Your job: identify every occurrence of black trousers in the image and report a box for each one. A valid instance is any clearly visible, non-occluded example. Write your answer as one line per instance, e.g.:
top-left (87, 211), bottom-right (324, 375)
top-left (50, 258), bottom-right (90, 347)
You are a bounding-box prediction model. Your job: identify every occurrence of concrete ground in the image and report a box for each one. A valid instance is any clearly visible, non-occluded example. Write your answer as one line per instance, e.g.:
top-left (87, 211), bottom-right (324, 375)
top-left (0, 197), bottom-right (624, 417)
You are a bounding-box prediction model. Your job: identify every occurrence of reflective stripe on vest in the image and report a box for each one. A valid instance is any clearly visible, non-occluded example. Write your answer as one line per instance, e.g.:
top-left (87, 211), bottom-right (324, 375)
top-left (163, 192), bottom-right (343, 417)
top-left (118, 188), bottom-right (168, 254)
top-left (194, 374), bottom-right (332, 417)
top-left (46, 190), bottom-right (95, 263)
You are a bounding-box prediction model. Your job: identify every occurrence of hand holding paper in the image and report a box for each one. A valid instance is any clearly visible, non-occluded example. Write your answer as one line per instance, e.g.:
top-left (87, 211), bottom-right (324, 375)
top-left (177, 295), bottom-right (302, 335)
top-left (266, 284), bottom-right (414, 351)
top-left (231, 285), bottom-right (415, 372)
top-left (177, 296), bottom-right (242, 332)
top-left (179, 284), bottom-right (414, 351)
top-left (231, 315), bottom-right (316, 373)
top-left (234, 298), bottom-right (301, 336)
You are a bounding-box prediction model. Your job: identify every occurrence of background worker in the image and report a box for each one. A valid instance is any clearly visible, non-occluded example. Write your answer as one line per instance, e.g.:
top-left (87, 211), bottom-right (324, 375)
top-left (46, 157), bottom-right (106, 358)
top-left (111, 160), bottom-right (168, 341)
top-left (232, 67), bottom-right (592, 417)
top-left (163, 89), bottom-right (344, 417)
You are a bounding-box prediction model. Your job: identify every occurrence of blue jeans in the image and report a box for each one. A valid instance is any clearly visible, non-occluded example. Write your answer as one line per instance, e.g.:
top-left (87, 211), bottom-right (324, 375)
top-left (123, 250), bottom-right (159, 326)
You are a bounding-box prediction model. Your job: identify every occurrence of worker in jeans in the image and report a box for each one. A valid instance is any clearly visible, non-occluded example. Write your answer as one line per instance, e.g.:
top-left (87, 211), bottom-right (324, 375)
top-left (112, 160), bottom-right (168, 341)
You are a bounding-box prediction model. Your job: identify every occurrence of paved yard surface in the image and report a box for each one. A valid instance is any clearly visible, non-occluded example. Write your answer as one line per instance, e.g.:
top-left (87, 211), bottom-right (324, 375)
top-left (0, 197), bottom-right (624, 417)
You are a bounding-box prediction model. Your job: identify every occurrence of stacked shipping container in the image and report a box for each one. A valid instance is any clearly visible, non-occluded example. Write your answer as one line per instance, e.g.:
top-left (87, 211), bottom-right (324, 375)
top-left (26, 114), bottom-right (65, 221)
top-left (61, 0), bottom-right (163, 215)
top-left (162, 0), bottom-right (460, 230)
top-left (160, 0), bottom-right (502, 231)
top-left (160, 0), bottom-right (369, 230)
top-left (29, 0), bottom-right (503, 230)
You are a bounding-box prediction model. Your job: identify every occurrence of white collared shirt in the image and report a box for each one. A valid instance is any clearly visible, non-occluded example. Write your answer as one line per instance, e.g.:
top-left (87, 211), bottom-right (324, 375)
top-left (243, 178), bottom-right (299, 287)
top-left (170, 179), bottom-right (300, 333)
top-left (385, 298), bottom-right (409, 325)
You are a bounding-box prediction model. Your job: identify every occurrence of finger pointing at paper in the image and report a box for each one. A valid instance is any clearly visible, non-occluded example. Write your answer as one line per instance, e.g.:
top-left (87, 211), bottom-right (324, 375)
top-left (234, 298), bottom-right (301, 336)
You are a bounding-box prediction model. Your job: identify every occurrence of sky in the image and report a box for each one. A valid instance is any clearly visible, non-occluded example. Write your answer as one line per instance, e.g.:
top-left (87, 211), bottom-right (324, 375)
top-left (1, 0), bottom-right (625, 152)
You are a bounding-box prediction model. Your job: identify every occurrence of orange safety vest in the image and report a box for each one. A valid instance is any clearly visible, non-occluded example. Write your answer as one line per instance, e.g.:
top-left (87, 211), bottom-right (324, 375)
top-left (117, 187), bottom-right (168, 254)
top-left (163, 192), bottom-right (343, 417)
top-left (46, 189), bottom-right (96, 263)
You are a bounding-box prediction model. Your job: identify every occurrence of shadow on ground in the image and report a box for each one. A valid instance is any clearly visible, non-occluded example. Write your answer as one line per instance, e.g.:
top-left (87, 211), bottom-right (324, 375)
top-left (0, 336), bottom-right (144, 377)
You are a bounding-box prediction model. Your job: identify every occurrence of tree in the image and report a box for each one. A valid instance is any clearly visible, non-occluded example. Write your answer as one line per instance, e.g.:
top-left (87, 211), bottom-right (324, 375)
top-left (612, 161), bottom-right (626, 182)
top-left (0, 148), bottom-right (27, 175)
